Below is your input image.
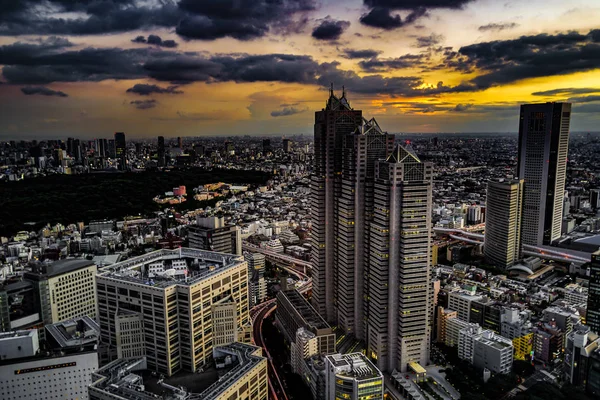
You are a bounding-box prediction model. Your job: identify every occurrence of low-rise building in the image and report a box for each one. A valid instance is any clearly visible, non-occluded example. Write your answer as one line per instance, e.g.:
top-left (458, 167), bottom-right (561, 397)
top-left (276, 289), bottom-right (336, 368)
top-left (445, 316), bottom-right (470, 347)
top-left (448, 290), bottom-right (483, 322)
top-left (89, 343), bottom-right (268, 400)
top-left (472, 331), bottom-right (514, 374)
top-left (437, 307), bottom-right (458, 343)
top-left (325, 353), bottom-right (384, 400)
top-left (0, 317), bottom-right (100, 400)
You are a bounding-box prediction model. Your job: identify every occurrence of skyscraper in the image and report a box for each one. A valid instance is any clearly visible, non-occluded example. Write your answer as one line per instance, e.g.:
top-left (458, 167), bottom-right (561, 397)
top-left (517, 103), bottom-right (571, 245)
top-left (157, 135), bottom-right (166, 167)
top-left (310, 89), bottom-right (393, 334)
top-left (177, 136), bottom-right (183, 149)
top-left (484, 180), bottom-right (524, 269)
top-left (311, 89), bottom-right (363, 324)
top-left (588, 250), bottom-right (600, 334)
top-left (366, 144), bottom-right (433, 372)
top-left (114, 132), bottom-right (126, 171)
top-left (262, 139), bottom-right (271, 154)
top-left (283, 138), bottom-right (292, 153)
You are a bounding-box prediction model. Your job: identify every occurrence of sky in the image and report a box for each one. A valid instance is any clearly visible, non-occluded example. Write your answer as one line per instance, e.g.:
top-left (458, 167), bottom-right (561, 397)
top-left (0, 0), bottom-right (599, 139)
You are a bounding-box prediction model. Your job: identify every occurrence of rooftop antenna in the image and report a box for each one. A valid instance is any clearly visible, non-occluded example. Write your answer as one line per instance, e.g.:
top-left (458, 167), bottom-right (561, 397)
top-left (342, 85), bottom-right (346, 98)
top-left (330, 82), bottom-right (334, 97)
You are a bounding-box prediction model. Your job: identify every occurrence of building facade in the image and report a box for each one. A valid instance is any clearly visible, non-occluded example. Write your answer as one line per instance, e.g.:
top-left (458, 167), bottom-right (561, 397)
top-left (588, 250), bottom-right (600, 334)
top-left (189, 216), bottom-right (242, 255)
top-left (96, 248), bottom-right (249, 376)
top-left (517, 103), bottom-right (571, 245)
top-left (325, 353), bottom-right (384, 400)
top-left (366, 144), bottom-right (433, 372)
top-left (245, 252), bottom-right (267, 307)
top-left (89, 343), bottom-right (268, 400)
top-left (0, 317), bottom-right (100, 400)
top-left (24, 259), bottom-right (97, 325)
top-left (275, 289), bottom-right (336, 358)
top-left (310, 89), bottom-right (387, 327)
top-left (484, 180), bottom-right (524, 268)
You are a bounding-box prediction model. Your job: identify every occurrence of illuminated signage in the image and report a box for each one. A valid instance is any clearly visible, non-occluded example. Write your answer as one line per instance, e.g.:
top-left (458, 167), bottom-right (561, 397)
top-left (15, 362), bottom-right (76, 375)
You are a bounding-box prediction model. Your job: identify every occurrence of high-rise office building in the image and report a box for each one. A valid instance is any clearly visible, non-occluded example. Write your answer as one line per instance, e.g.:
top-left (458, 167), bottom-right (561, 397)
top-left (96, 248), bottom-right (250, 376)
top-left (97, 138), bottom-right (108, 158)
top-left (517, 103), bottom-right (571, 245)
top-left (177, 136), bottom-right (183, 149)
top-left (283, 138), bottom-right (292, 153)
top-left (310, 89), bottom-right (393, 335)
top-left (484, 180), bottom-right (524, 269)
top-left (366, 144), bottom-right (433, 372)
top-left (114, 132), bottom-right (126, 171)
top-left (588, 250), bottom-right (600, 334)
top-left (245, 252), bottom-right (267, 307)
top-left (591, 189), bottom-right (600, 209)
top-left (24, 259), bottom-right (97, 326)
top-left (262, 138), bottom-right (271, 153)
top-left (188, 216), bottom-right (242, 255)
top-left (157, 136), bottom-right (166, 166)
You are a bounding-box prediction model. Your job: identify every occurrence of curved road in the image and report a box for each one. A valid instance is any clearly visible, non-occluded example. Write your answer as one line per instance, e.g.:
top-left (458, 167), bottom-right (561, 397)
top-left (251, 276), bottom-right (311, 399)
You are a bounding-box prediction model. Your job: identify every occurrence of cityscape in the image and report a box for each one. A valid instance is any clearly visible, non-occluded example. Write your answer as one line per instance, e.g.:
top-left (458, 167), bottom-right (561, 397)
top-left (1, 1), bottom-right (600, 400)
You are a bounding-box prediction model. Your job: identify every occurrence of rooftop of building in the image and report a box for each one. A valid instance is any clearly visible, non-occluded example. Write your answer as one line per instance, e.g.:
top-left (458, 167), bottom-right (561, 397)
top-left (45, 316), bottom-right (100, 349)
top-left (98, 247), bottom-right (244, 288)
top-left (278, 289), bottom-right (331, 332)
top-left (326, 353), bottom-right (382, 382)
top-left (0, 329), bottom-right (37, 341)
top-left (24, 258), bottom-right (95, 279)
top-left (90, 343), bottom-right (264, 400)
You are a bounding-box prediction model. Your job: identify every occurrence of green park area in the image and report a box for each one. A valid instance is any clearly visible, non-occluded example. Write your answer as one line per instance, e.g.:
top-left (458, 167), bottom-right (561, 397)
top-left (0, 168), bottom-right (270, 235)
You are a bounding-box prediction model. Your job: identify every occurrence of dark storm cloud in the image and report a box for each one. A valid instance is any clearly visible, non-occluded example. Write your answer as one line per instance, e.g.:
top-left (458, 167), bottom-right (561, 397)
top-left (130, 99), bottom-right (156, 109)
top-left (358, 53), bottom-right (428, 72)
top-left (21, 86), bottom-right (68, 97)
top-left (176, 0), bottom-right (317, 40)
top-left (132, 35), bottom-right (178, 48)
top-left (415, 34), bottom-right (443, 48)
top-left (126, 84), bottom-right (183, 95)
top-left (478, 22), bottom-right (518, 32)
top-left (0, 41), bottom-right (472, 97)
top-left (567, 95), bottom-right (600, 103)
top-left (359, 7), bottom-right (426, 30)
top-left (341, 48), bottom-right (382, 59)
top-left (0, 0), bottom-right (316, 41)
top-left (271, 106), bottom-right (307, 117)
top-left (311, 18), bottom-right (350, 41)
top-left (532, 87), bottom-right (600, 96)
top-left (454, 29), bottom-right (600, 89)
top-left (452, 103), bottom-right (473, 112)
top-left (360, 0), bottom-right (474, 29)
top-left (316, 61), bottom-right (473, 96)
top-left (0, 1), bottom-right (182, 36)
top-left (144, 53), bottom-right (322, 84)
top-left (0, 46), bottom-right (154, 84)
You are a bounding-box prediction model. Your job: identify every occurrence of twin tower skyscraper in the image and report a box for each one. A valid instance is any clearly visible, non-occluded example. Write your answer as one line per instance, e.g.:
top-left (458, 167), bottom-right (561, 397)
top-left (310, 89), bottom-right (433, 373)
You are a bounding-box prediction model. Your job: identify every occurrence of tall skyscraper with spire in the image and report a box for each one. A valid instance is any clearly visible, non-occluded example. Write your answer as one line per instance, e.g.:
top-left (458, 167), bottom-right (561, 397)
top-left (517, 103), bottom-right (571, 246)
top-left (366, 144), bottom-right (433, 372)
top-left (310, 88), bottom-right (394, 333)
top-left (311, 90), bottom-right (432, 372)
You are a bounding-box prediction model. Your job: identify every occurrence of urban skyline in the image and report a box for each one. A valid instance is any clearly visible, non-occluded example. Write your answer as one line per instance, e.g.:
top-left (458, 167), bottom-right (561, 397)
top-left (0, 0), bottom-right (599, 138)
top-left (1, 2), bottom-right (600, 397)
